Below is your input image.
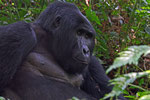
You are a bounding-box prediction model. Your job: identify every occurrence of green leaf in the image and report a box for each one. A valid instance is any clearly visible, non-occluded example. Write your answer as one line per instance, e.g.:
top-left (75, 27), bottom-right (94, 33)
top-left (0, 97), bottom-right (8, 100)
top-left (71, 97), bottom-right (80, 100)
top-left (106, 45), bottom-right (150, 73)
top-left (0, 0), bottom-right (4, 5)
top-left (137, 91), bottom-right (150, 97)
top-left (102, 70), bottom-right (150, 100)
top-left (85, 7), bottom-right (101, 25)
top-left (139, 95), bottom-right (150, 100)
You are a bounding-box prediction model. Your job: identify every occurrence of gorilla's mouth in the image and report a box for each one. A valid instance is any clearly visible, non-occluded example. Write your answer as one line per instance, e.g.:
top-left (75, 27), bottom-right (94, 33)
top-left (73, 57), bottom-right (88, 65)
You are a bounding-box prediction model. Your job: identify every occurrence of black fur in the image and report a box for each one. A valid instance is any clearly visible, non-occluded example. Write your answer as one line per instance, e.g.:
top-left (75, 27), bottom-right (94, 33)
top-left (81, 56), bottom-right (126, 99)
top-left (35, 2), bottom-right (96, 74)
top-left (0, 21), bottom-right (37, 92)
top-left (0, 1), bottom-right (126, 100)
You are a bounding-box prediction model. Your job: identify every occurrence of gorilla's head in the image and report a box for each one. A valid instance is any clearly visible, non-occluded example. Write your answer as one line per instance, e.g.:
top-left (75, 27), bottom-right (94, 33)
top-left (36, 1), bottom-right (96, 74)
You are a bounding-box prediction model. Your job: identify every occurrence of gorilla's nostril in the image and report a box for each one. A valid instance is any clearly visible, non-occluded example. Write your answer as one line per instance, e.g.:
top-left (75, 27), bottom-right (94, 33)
top-left (83, 48), bottom-right (89, 54)
top-left (83, 49), bottom-right (86, 54)
top-left (82, 45), bottom-right (90, 56)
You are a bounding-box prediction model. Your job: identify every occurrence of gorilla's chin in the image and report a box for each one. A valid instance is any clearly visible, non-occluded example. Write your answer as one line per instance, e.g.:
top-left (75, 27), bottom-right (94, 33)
top-left (59, 58), bottom-right (88, 74)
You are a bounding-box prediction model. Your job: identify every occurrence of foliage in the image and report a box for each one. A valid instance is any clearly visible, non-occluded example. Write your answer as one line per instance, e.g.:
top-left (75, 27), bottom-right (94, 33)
top-left (102, 45), bottom-right (150, 100)
top-left (0, 0), bottom-right (51, 24)
top-left (106, 45), bottom-right (150, 73)
top-left (102, 70), bottom-right (150, 100)
top-left (71, 97), bottom-right (80, 100)
top-left (139, 95), bottom-right (150, 100)
top-left (0, 97), bottom-right (9, 100)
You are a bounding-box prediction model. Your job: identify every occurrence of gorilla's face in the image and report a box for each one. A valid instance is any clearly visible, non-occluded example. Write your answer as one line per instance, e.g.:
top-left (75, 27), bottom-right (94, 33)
top-left (38, 2), bottom-right (96, 74)
top-left (51, 11), bottom-right (95, 74)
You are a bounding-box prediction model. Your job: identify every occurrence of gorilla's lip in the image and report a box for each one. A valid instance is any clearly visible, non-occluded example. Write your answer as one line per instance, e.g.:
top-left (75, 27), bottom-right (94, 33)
top-left (73, 57), bottom-right (88, 64)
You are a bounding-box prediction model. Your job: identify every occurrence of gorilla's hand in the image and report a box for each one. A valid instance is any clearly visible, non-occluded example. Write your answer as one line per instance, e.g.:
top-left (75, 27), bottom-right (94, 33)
top-left (81, 56), bottom-right (126, 100)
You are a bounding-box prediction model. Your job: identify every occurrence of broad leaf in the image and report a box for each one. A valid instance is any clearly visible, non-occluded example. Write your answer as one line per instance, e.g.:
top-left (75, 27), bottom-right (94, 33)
top-left (102, 70), bottom-right (150, 100)
top-left (106, 45), bottom-right (150, 73)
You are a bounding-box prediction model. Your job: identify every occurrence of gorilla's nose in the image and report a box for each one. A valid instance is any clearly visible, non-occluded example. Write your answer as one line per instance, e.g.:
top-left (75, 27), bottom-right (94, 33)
top-left (82, 45), bottom-right (90, 57)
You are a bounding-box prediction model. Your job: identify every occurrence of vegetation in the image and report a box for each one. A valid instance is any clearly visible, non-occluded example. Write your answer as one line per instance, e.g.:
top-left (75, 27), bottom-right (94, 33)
top-left (0, 0), bottom-right (150, 100)
top-left (104, 45), bottom-right (150, 100)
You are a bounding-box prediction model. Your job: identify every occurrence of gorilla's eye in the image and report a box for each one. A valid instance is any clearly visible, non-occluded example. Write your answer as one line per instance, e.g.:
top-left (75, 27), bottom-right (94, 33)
top-left (85, 33), bottom-right (92, 39)
top-left (77, 30), bottom-right (82, 36)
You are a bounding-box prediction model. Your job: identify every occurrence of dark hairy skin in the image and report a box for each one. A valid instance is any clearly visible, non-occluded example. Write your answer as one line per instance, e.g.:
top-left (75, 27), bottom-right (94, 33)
top-left (0, 1), bottom-right (126, 100)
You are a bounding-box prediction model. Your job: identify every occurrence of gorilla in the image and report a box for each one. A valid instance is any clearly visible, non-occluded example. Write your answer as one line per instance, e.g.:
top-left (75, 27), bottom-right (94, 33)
top-left (0, 1), bottom-right (126, 100)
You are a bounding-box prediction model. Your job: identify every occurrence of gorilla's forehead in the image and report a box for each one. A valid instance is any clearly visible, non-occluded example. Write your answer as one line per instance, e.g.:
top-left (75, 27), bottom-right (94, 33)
top-left (79, 14), bottom-right (96, 33)
top-left (62, 9), bottom-right (96, 35)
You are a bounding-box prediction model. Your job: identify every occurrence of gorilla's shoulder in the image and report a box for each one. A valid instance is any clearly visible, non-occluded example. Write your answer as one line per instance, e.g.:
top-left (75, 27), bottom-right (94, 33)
top-left (0, 21), bottom-right (36, 43)
top-left (0, 21), bottom-right (32, 35)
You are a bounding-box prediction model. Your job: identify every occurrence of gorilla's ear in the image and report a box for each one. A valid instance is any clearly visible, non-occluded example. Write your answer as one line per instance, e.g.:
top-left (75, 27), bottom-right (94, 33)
top-left (53, 16), bottom-right (61, 28)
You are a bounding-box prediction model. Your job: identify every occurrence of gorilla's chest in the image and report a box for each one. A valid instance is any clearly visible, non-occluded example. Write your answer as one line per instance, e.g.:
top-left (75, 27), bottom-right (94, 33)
top-left (25, 52), bottom-right (84, 86)
top-left (2, 52), bottom-right (92, 100)
top-left (3, 68), bottom-right (94, 100)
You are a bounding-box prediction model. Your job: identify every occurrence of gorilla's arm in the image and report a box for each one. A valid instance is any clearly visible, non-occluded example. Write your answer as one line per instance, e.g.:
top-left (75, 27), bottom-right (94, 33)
top-left (0, 21), bottom-right (36, 92)
top-left (81, 56), bottom-right (126, 100)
